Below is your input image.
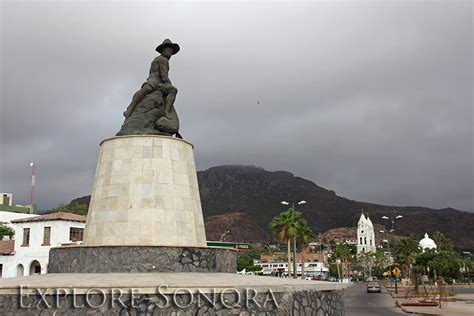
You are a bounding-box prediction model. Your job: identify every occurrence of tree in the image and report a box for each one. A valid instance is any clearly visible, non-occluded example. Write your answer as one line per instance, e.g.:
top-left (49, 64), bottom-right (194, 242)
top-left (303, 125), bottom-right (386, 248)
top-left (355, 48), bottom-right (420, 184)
top-left (296, 219), bottom-right (314, 277)
top-left (395, 237), bottom-right (420, 279)
top-left (372, 248), bottom-right (391, 277)
top-left (415, 249), bottom-right (462, 282)
top-left (51, 203), bottom-right (88, 216)
top-left (270, 208), bottom-right (302, 278)
top-left (357, 252), bottom-right (377, 280)
top-left (430, 252), bottom-right (461, 280)
top-left (0, 222), bottom-right (14, 239)
top-left (333, 243), bottom-right (352, 279)
top-left (414, 249), bottom-right (437, 268)
top-left (432, 231), bottom-right (454, 252)
top-left (237, 247), bottom-right (264, 272)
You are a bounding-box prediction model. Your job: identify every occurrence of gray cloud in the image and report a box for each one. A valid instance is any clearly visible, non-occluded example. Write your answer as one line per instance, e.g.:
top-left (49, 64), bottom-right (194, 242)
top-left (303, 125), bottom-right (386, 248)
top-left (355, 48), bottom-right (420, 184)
top-left (1, 0), bottom-right (472, 212)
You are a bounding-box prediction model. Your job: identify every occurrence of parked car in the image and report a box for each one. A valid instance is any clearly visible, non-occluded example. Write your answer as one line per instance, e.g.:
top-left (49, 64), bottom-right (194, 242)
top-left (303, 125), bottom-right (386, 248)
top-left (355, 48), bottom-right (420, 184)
top-left (303, 274), bottom-right (312, 280)
top-left (367, 282), bottom-right (381, 293)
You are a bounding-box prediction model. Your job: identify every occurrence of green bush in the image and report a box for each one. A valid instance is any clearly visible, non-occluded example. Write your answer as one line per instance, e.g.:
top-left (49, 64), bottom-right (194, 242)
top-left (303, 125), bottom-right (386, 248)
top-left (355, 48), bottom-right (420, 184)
top-left (0, 222), bottom-right (15, 239)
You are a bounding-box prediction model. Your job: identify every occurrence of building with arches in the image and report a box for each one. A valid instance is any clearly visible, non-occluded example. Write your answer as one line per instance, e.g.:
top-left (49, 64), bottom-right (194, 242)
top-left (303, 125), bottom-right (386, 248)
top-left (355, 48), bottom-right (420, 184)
top-left (356, 212), bottom-right (376, 255)
top-left (0, 212), bottom-right (86, 278)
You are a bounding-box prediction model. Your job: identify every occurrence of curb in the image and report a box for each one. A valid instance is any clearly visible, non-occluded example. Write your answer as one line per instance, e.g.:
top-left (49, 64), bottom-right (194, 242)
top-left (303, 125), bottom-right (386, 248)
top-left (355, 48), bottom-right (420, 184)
top-left (395, 300), bottom-right (442, 316)
top-left (396, 301), bottom-right (415, 314)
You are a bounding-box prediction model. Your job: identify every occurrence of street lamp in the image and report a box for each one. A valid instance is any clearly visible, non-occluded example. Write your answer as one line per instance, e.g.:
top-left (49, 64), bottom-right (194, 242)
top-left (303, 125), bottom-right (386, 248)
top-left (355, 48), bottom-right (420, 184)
top-left (280, 200), bottom-right (307, 208)
top-left (281, 200), bottom-right (306, 209)
top-left (29, 162), bottom-right (36, 214)
top-left (381, 214), bottom-right (404, 293)
top-left (219, 230), bottom-right (230, 242)
top-left (318, 232), bottom-right (322, 252)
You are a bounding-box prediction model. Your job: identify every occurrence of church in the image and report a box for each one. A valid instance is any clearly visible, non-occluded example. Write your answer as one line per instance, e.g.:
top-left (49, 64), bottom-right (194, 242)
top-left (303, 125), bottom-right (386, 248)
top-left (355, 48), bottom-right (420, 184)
top-left (356, 212), bottom-right (376, 255)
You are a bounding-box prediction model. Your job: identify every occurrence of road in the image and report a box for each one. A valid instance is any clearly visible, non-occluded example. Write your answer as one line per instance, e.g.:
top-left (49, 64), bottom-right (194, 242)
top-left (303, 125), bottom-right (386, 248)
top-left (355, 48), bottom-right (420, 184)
top-left (344, 283), bottom-right (407, 316)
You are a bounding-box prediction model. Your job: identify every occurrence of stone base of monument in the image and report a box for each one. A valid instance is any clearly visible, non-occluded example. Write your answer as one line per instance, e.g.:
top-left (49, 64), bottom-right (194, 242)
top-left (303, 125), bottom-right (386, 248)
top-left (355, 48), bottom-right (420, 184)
top-left (48, 245), bottom-right (237, 273)
top-left (0, 273), bottom-right (346, 315)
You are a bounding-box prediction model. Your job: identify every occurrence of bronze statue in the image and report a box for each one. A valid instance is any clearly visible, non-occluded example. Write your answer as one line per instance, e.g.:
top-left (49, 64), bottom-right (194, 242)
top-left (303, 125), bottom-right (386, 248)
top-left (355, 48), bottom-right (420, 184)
top-left (117, 39), bottom-right (182, 138)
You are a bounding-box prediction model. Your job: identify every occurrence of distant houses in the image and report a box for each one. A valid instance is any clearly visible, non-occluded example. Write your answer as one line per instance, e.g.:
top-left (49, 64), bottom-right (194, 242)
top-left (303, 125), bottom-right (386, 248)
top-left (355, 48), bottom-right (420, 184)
top-left (0, 192), bottom-right (36, 214)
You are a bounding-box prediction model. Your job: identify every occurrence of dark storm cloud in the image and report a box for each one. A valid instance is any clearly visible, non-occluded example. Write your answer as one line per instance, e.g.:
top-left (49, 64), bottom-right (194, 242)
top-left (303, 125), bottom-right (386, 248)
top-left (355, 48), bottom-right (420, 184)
top-left (1, 1), bottom-right (472, 212)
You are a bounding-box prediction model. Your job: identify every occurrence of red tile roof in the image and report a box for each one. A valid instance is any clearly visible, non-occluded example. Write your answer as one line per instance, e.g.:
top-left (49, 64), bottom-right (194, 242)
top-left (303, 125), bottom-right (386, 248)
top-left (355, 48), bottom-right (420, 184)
top-left (0, 240), bottom-right (14, 255)
top-left (10, 212), bottom-right (86, 224)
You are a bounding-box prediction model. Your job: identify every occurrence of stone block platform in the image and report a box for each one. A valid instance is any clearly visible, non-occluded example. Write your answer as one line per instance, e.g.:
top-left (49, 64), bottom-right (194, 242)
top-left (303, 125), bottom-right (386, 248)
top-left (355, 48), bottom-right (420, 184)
top-left (48, 245), bottom-right (237, 273)
top-left (0, 273), bottom-right (347, 315)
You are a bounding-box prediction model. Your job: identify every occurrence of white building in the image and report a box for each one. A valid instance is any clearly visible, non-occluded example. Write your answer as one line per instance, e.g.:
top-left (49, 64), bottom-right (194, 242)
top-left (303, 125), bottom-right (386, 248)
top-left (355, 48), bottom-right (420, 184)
top-left (357, 212), bottom-right (376, 255)
top-left (0, 212), bottom-right (86, 278)
top-left (0, 211), bottom-right (36, 231)
top-left (419, 233), bottom-right (437, 253)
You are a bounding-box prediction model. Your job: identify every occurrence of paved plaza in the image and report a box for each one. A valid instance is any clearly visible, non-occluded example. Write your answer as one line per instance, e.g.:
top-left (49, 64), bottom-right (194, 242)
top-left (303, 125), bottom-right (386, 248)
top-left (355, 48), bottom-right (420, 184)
top-left (0, 273), bottom-right (346, 294)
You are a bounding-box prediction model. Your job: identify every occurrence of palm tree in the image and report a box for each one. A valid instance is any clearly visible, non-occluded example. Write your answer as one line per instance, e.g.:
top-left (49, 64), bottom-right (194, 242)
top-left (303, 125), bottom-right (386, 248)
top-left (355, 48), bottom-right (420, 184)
top-left (333, 243), bottom-right (351, 279)
top-left (270, 208), bottom-right (302, 278)
top-left (432, 231), bottom-right (454, 252)
top-left (288, 216), bottom-right (300, 279)
top-left (395, 237), bottom-right (419, 279)
top-left (296, 219), bottom-right (314, 277)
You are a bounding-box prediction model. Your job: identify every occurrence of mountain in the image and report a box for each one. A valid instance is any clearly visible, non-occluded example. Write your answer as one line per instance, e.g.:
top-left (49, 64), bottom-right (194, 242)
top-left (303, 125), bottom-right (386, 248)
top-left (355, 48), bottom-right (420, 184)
top-left (320, 225), bottom-right (403, 247)
top-left (197, 165), bottom-right (474, 249)
top-left (204, 212), bottom-right (269, 242)
top-left (63, 165), bottom-right (474, 249)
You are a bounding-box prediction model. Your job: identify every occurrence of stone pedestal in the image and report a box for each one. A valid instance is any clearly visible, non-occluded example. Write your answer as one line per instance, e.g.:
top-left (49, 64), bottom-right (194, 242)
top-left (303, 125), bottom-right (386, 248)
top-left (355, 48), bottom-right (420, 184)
top-left (84, 135), bottom-right (206, 247)
top-left (48, 245), bottom-right (236, 273)
top-left (50, 135), bottom-right (236, 273)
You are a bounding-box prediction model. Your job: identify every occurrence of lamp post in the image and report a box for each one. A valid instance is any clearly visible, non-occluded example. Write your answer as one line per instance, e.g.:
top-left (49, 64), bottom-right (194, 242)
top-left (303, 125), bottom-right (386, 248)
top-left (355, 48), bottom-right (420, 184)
top-left (281, 200), bottom-right (306, 279)
top-left (380, 233), bottom-right (392, 287)
top-left (29, 162), bottom-right (35, 214)
top-left (381, 214), bottom-right (403, 294)
top-left (318, 232), bottom-right (322, 252)
top-left (462, 252), bottom-right (471, 284)
top-left (281, 200), bottom-right (306, 209)
top-left (219, 230), bottom-right (230, 242)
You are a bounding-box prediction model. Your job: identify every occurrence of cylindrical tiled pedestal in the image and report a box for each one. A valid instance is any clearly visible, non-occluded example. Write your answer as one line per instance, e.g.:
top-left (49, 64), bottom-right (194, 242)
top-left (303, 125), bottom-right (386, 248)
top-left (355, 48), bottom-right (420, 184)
top-left (83, 135), bottom-right (207, 247)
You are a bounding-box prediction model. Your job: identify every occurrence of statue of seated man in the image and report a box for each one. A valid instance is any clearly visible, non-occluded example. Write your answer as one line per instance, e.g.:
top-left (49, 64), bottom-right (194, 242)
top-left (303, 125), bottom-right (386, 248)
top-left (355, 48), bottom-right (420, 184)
top-left (123, 39), bottom-right (180, 119)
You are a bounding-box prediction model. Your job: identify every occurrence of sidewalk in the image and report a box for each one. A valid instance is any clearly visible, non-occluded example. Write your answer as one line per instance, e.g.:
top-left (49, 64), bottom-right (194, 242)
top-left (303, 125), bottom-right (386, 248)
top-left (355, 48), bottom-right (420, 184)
top-left (388, 287), bottom-right (474, 315)
top-left (397, 300), bottom-right (474, 315)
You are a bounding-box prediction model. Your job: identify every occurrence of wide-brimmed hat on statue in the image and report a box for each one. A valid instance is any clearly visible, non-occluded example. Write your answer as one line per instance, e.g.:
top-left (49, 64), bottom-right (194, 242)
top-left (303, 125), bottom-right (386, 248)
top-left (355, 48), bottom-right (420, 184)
top-left (156, 39), bottom-right (180, 55)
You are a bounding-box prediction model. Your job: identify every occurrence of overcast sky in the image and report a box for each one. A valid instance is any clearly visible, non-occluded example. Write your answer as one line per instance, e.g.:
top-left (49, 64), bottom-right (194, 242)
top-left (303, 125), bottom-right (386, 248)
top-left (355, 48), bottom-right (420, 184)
top-left (1, 0), bottom-right (472, 212)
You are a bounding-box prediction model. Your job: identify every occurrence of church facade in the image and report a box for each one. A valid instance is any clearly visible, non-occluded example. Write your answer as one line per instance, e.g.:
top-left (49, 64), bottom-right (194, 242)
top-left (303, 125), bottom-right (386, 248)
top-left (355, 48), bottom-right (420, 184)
top-left (357, 212), bottom-right (376, 255)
